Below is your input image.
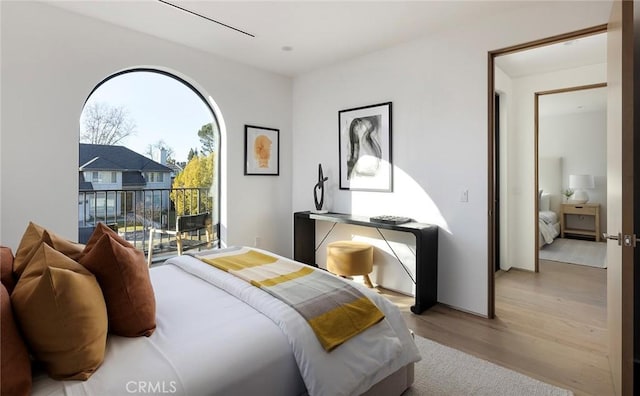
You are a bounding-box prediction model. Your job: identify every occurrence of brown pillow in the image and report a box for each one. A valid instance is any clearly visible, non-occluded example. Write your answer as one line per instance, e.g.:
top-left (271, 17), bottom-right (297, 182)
top-left (80, 233), bottom-right (156, 337)
top-left (11, 243), bottom-right (107, 380)
top-left (0, 246), bottom-right (16, 294)
top-left (1, 282), bottom-right (31, 396)
top-left (13, 222), bottom-right (84, 278)
top-left (83, 222), bottom-right (132, 253)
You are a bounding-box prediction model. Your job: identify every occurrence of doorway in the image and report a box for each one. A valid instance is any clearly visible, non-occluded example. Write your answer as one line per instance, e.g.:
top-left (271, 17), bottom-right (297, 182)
top-left (536, 84), bottom-right (607, 270)
top-left (487, 24), bottom-right (607, 317)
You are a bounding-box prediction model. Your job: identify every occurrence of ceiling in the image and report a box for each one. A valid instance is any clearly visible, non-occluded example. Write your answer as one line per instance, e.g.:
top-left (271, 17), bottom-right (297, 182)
top-left (538, 86), bottom-right (607, 117)
top-left (495, 33), bottom-right (607, 78)
top-left (47, 0), bottom-right (538, 77)
top-left (495, 32), bottom-right (608, 116)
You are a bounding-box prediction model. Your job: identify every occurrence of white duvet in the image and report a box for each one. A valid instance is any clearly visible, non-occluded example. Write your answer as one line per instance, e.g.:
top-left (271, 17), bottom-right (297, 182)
top-left (175, 247), bottom-right (421, 396)
top-left (30, 247), bottom-right (420, 396)
top-left (539, 211), bottom-right (560, 245)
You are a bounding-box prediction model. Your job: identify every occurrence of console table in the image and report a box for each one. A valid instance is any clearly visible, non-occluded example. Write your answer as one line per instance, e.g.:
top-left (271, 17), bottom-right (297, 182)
top-left (293, 211), bottom-right (438, 314)
top-left (560, 203), bottom-right (601, 242)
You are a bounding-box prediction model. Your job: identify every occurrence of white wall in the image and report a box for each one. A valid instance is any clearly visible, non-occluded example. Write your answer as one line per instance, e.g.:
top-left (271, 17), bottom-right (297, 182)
top-left (508, 64), bottom-right (606, 271)
top-left (0, 2), bottom-right (293, 256)
top-left (495, 66), bottom-right (514, 271)
top-left (540, 108), bottom-right (607, 232)
top-left (291, 2), bottom-right (611, 315)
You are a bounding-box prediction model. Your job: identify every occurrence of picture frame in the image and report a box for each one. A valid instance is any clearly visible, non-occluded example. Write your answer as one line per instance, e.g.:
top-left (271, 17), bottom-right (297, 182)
top-left (244, 125), bottom-right (279, 176)
top-left (338, 102), bottom-right (392, 192)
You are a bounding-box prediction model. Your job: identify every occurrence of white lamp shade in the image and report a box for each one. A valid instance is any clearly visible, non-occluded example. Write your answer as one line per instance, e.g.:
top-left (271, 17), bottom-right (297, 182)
top-left (569, 174), bottom-right (595, 189)
top-left (568, 174), bottom-right (594, 204)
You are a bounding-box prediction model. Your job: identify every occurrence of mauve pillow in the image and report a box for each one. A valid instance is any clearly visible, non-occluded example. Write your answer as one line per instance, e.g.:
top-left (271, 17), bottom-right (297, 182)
top-left (13, 222), bottom-right (84, 278)
top-left (0, 246), bottom-right (16, 294)
top-left (80, 233), bottom-right (156, 337)
top-left (1, 282), bottom-right (31, 396)
top-left (11, 243), bottom-right (107, 380)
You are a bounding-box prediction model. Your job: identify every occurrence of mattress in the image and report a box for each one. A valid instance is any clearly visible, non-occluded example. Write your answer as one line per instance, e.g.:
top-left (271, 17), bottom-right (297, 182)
top-left (31, 263), bottom-right (306, 396)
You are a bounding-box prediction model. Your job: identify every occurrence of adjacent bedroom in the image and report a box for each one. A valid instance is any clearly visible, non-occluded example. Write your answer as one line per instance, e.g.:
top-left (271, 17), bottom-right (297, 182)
top-left (537, 85), bottom-right (608, 270)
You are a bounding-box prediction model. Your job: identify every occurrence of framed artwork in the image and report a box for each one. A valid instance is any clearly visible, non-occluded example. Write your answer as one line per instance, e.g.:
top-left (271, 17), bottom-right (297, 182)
top-left (338, 102), bottom-right (392, 192)
top-left (244, 125), bottom-right (279, 176)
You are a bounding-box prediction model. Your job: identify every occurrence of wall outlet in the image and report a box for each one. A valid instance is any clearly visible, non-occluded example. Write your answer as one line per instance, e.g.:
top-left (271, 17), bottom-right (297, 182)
top-left (254, 236), bottom-right (262, 247)
top-left (460, 189), bottom-right (469, 203)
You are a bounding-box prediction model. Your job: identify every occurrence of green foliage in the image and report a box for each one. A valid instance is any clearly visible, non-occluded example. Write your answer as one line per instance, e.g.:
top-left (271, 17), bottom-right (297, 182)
top-left (170, 153), bottom-right (214, 215)
top-left (197, 123), bottom-right (217, 155)
top-left (187, 148), bottom-right (198, 161)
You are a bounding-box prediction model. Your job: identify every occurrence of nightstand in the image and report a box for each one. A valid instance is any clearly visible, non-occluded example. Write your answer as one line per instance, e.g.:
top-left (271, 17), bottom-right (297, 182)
top-left (560, 203), bottom-right (601, 242)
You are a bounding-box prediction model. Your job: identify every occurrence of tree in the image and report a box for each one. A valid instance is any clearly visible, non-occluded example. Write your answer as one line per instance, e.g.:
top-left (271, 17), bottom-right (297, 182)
top-left (170, 153), bottom-right (215, 215)
top-left (197, 123), bottom-right (217, 155)
top-left (80, 102), bottom-right (136, 145)
top-left (145, 140), bottom-right (175, 163)
top-left (187, 148), bottom-right (198, 161)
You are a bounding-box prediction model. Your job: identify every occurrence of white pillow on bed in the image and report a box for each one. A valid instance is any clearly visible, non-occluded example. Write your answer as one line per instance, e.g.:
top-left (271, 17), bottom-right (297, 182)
top-left (540, 193), bottom-right (551, 212)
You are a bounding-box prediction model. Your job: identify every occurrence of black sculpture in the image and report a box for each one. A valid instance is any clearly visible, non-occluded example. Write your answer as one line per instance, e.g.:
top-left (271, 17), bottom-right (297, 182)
top-left (313, 163), bottom-right (329, 212)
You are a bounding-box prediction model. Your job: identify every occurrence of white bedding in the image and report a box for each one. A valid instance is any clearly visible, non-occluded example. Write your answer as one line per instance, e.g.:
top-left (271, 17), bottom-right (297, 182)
top-left (175, 247), bottom-right (421, 396)
top-left (31, 248), bottom-right (419, 396)
top-left (539, 210), bottom-right (560, 246)
top-left (32, 262), bottom-right (306, 396)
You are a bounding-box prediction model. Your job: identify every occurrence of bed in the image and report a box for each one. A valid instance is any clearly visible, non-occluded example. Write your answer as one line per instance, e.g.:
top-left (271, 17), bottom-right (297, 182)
top-left (539, 192), bottom-right (560, 248)
top-left (29, 247), bottom-right (420, 396)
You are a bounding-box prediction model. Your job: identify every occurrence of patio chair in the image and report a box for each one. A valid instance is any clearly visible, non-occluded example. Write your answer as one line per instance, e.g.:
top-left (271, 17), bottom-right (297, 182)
top-left (147, 212), bottom-right (212, 266)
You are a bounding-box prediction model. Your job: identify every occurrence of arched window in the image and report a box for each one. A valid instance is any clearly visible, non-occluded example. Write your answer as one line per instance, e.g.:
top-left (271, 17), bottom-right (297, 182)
top-left (78, 69), bottom-right (221, 260)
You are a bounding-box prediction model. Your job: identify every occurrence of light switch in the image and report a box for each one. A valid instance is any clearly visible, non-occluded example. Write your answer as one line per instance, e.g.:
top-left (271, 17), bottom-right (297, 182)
top-left (460, 189), bottom-right (469, 203)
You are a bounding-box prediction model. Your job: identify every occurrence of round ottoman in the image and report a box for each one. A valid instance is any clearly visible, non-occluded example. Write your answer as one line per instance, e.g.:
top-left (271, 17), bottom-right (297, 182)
top-left (326, 241), bottom-right (374, 288)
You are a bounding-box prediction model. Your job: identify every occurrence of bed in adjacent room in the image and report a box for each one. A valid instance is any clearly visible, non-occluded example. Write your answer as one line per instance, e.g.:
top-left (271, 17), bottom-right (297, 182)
top-left (29, 247), bottom-right (420, 396)
top-left (539, 192), bottom-right (560, 248)
top-left (538, 157), bottom-right (562, 248)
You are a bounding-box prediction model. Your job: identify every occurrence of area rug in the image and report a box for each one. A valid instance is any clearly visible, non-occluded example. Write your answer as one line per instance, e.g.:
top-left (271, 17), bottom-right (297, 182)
top-left (539, 238), bottom-right (606, 268)
top-left (404, 335), bottom-right (573, 396)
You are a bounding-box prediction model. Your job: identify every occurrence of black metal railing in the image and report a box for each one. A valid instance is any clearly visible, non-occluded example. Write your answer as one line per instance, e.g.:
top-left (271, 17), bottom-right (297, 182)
top-left (78, 187), bottom-right (218, 255)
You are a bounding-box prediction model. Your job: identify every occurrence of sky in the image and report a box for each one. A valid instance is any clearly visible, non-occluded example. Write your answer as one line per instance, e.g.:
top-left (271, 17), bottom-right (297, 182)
top-left (80, 71), bottom-right (214, 163)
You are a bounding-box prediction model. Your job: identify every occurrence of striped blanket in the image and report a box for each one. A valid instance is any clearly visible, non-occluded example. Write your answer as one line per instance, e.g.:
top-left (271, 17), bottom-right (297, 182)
top-left (195, 248), bottom-right (385, 351)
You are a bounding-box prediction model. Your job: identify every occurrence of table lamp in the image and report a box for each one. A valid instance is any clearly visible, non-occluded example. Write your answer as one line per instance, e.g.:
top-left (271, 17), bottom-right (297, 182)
top-left (569, 174), bottom-right (595, 204)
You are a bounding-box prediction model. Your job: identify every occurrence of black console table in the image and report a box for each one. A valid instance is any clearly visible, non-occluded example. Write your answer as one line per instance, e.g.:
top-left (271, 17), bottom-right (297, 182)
top-left (293, 211), bottom-right (438, 314)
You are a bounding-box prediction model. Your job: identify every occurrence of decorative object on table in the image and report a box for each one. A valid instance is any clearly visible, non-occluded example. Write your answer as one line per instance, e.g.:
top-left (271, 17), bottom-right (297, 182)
top-left (568, 174), bottom-right (594, 203)
top-left (562, 188), bottom-right (574, 203)
top-left (312, 163), bottom-right (329, 214)
top-left (244, 125), bottom-right (279, 175)
top-left (338, 102), bottom-right (392, 192)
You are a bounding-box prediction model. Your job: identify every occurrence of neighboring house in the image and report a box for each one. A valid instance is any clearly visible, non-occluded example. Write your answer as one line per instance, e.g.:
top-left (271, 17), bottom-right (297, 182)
top-left (78, 143), bottom-right (173, 225)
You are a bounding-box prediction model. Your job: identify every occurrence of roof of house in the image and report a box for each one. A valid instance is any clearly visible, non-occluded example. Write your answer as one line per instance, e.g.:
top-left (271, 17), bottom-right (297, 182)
top-left (79, 143), bottom-right (172, 173)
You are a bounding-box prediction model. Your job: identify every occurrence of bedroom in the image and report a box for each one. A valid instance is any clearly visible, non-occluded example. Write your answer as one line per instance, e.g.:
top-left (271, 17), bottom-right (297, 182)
top-left (0, 1), bottom-right (635, 395)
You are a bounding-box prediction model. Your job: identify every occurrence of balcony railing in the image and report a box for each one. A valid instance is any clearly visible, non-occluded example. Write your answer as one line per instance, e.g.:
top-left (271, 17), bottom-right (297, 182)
top-left (78, 187), bottom-right (218, 258)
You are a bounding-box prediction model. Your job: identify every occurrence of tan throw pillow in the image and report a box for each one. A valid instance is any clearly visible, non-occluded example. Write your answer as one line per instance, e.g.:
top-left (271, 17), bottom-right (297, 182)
top-left (1, 282), bottom-right (31, 396)
top-left (1, 246), bottom-right (16, 294)
top-left (11, 243), bottom-right (107, 380)
top-left (13, 222), bottom-right (84, 278)
top-left (80, 233), bottom-right (156, 337)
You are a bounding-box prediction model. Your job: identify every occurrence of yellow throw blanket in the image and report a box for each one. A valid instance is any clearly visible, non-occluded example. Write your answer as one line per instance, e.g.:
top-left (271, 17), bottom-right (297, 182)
top-left (196, 249), bottom-right (385, 351)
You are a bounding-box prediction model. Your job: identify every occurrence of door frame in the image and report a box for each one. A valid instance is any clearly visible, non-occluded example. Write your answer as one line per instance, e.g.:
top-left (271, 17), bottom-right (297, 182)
top-left (534, 82), bottom-right (607, 272)
top-left (487, 24), bottom-right (607, 318)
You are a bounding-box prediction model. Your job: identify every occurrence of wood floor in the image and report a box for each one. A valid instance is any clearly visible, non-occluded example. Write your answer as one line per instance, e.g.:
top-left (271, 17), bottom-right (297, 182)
top-left (380, 259), bottom-right (613, 396)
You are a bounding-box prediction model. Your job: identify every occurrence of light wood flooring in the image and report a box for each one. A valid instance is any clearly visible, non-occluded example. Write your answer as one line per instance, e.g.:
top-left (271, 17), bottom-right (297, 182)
top-left (379, 259), bottom-right (612, 396)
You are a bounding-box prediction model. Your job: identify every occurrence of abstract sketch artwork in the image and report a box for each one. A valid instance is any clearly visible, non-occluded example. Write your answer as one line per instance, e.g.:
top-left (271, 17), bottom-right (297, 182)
top-left (339, 102), bottom-right (392, 191)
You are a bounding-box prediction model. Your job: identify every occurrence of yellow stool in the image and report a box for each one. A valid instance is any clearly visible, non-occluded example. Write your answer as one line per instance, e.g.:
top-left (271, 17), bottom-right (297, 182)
top-left (327, 241), bottom-right (374, 288)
